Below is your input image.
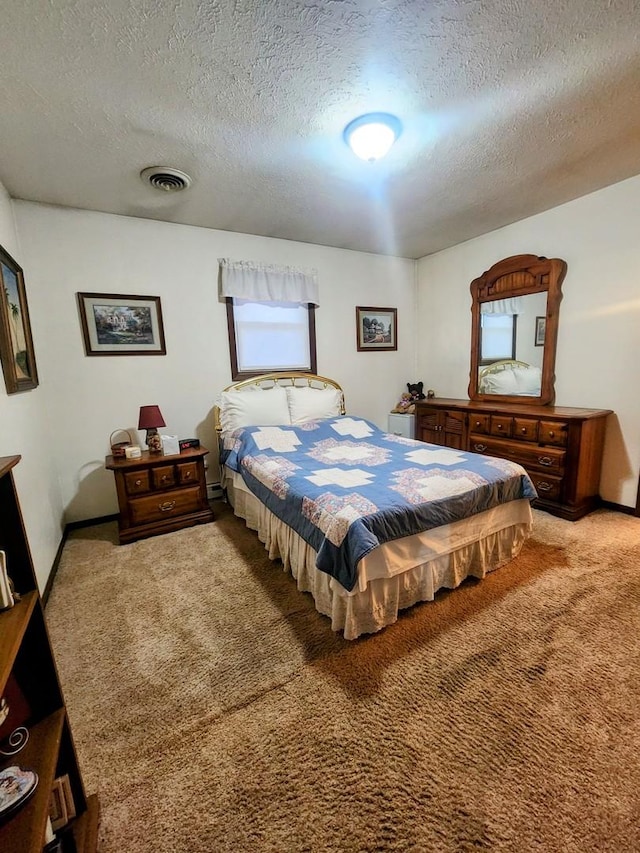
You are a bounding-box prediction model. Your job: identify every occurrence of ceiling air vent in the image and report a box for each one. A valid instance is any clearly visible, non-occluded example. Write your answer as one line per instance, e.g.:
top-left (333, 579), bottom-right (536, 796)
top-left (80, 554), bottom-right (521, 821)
top-left (140, 166), bottom-right (192, 192)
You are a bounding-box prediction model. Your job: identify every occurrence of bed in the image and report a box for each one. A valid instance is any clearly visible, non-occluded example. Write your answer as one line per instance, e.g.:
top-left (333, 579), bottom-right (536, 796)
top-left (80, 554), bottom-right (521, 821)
top-left (478, 359), bottom-right (542, 396)
top-left (215, 373), bottom-right (537, 639)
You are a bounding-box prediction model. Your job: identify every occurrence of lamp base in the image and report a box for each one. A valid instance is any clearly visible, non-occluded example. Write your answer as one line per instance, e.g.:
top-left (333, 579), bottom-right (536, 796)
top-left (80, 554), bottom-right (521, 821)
top-left (146, 429), bottom-right (163, 454)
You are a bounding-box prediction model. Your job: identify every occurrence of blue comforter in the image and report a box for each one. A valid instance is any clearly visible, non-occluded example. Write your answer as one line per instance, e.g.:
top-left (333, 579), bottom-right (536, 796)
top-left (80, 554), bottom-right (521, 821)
top-left (221, 417), bottom-right (536, 592)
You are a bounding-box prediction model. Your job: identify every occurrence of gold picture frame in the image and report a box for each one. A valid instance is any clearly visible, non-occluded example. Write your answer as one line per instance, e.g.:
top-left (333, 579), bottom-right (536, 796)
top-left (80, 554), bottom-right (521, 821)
top-left (0, 245), bottom-right (38, 394)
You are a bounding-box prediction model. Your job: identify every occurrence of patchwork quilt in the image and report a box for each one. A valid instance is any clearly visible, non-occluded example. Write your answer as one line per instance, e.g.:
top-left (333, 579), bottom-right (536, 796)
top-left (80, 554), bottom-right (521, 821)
top-left (221, 417), bottom-right (537, 592)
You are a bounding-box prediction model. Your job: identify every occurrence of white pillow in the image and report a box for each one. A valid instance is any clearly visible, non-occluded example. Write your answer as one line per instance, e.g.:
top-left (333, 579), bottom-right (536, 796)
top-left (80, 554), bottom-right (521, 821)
top-left (220, 386), bottom-right (291, 432)
top-left (482, 369), bottom-right (519, 395)
top-left (513, 366), bottom-right (541, 395)
top-left (286, 386), bottom-right (343, 424)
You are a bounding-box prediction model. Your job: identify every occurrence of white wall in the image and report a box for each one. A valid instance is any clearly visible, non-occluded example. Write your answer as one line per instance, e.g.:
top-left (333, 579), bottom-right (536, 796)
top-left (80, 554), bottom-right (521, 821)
top-left (0, 185), bottom-right (65, 591)
top-left (14, 202), bottom-right (417, 525)
top-left (417, 174), bottom-right (640, 508)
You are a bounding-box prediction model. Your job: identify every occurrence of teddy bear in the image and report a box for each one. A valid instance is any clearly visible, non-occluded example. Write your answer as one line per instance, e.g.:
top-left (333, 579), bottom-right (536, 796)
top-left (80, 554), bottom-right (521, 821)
top-left (407, 381), bottom-right (426, 401)
top-left (391, 392), bottom-right (416, 414)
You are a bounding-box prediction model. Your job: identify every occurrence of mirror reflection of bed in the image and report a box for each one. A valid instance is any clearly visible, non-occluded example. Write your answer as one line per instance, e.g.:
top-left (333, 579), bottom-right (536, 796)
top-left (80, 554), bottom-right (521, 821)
top-left (478, 359), bottom-right (542, 397)
top-left (214, 372), bottom-right (536, 640)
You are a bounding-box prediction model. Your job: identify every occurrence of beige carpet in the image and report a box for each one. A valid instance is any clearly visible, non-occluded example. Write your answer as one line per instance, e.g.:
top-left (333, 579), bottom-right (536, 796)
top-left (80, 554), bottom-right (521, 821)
top-left (45, 503), bottom-right (640, 853)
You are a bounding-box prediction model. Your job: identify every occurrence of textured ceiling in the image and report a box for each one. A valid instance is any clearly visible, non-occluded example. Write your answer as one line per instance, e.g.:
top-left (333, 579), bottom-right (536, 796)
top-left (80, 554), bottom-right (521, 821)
top-left (1, 1), bottom-right (640, 259)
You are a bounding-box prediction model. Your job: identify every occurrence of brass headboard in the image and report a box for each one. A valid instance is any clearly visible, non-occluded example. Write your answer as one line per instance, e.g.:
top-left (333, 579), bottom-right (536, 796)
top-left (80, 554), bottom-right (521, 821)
top-left (214, 372), bottom-right (345, 432)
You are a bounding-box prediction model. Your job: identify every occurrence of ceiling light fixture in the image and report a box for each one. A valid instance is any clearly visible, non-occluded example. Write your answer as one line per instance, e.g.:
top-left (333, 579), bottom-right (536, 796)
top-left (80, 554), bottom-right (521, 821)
top-left (343, 113), bottom-right (402, 162)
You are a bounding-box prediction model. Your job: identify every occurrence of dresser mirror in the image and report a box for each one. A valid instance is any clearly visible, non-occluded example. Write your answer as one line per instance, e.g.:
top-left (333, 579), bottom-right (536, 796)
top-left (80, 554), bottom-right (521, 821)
top-left (468, 254), bottom-right (566, 406)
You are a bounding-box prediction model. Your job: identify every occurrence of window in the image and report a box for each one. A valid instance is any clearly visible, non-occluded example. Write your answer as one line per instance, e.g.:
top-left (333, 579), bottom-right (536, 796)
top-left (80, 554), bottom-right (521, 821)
top-left (226, 298), bottom-right (317, 380)
top-left (480, 313), bottom-right (517, 363)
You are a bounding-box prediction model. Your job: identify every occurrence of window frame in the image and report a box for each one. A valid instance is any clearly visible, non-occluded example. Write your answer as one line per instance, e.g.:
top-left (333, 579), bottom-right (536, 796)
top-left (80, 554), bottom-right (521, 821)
top-left (225, 297), bottom-right (317, 381)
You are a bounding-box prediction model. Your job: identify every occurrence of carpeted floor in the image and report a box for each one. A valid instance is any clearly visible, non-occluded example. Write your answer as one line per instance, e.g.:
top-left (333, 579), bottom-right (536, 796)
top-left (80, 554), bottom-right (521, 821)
top-left (45, 502), bottom-right (640, 853)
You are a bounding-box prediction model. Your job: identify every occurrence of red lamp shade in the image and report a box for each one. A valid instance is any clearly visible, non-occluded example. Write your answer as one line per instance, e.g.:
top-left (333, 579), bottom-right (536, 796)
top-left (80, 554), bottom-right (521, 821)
top-left (138, 405), bottom-right (166, 430)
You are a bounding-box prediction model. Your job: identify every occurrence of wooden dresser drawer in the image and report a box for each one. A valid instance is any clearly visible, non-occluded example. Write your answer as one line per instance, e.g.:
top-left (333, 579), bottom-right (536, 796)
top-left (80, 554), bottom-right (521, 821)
top-left (469, 436), bottom-right (565, 473)
top-left (129, 486), bottom-right (202, 526)
top-left (468, 413), bottom-right (490, 435)
top-left (539, 420), bottom-right (568, 447)
top-left (513, 417), bottom-right (539, 442)
top-left (528, 472), bottom-right (563, 501)
top-left (124, 470), bottom-right (150, 495)
top-left (489, 415), bottom-right (513, 438)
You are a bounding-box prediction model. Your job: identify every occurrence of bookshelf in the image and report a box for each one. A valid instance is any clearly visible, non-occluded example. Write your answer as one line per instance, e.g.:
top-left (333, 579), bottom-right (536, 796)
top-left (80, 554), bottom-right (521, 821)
top-left (0, 455), bottom-right (99, 852)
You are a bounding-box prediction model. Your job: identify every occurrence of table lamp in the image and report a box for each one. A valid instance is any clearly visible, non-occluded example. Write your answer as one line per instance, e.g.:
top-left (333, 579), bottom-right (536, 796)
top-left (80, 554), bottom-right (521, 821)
top-left (138, 405), bottom-right (166, 453)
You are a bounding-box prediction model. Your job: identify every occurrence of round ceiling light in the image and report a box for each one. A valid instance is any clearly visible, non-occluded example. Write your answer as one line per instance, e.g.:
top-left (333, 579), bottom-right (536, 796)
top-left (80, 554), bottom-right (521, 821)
top-left (343, 113), bottom-right (402, 162)
top-left (140, 166), bottom-right (192, 192)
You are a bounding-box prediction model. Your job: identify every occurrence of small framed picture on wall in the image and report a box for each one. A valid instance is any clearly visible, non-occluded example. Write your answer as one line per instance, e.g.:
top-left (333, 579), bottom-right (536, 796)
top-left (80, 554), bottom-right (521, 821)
top-left (356, 306), bottom-right (397, 352)
top-left (534, 315), bottom-right (546, 347)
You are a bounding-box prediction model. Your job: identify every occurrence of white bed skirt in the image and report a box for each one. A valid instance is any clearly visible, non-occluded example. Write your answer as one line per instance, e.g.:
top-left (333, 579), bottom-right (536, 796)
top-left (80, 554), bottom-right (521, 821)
top-left (223, 471), bottom-right (533, 640)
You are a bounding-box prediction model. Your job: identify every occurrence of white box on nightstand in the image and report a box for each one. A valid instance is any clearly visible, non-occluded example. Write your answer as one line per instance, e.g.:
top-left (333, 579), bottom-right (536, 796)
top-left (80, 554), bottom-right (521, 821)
top-left (387, 413), bottom-right (415, 439)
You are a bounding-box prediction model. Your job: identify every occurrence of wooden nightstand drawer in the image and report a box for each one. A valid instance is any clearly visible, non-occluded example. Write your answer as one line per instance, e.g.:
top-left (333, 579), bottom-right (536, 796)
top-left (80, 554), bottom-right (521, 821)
top-left (177, 461), bottom-right (199, 484)
top-left (152, 465), bottom-right (177, 489)
top-left (124, 470), bottom-right (150, 495)
top-left (129, 486), bottom-right (202, 525)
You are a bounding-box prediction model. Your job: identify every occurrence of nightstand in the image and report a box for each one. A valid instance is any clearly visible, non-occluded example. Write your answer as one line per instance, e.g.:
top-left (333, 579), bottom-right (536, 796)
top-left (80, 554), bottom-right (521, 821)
top-left (387, 413), bottom-right (415, 439)
top-left (105, 446), bottom-right (214, 544)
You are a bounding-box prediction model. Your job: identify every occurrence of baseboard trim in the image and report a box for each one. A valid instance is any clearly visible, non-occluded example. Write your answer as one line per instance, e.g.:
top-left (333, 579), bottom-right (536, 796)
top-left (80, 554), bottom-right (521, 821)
top-left (43, 513), bottom-right (119, 608)
top-left (599, 499), bottom-right (638, 517)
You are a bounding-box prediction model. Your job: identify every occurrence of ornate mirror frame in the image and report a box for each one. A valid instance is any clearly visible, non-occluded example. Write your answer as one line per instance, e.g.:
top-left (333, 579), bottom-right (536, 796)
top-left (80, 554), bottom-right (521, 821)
top-left (468, 254), bottom-right (566, 406)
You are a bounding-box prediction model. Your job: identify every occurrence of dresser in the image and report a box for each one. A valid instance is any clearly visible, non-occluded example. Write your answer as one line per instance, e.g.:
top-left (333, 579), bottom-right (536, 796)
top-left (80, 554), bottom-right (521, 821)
top-left (106, 446), bottom-right (214, 543)
top-left (416, 399), bottom-right (612, 520)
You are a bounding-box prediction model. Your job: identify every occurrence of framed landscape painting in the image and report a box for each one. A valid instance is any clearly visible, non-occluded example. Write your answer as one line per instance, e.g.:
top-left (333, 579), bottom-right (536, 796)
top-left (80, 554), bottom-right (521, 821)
top-left (0, 245), bottom-right (39, 394)
top-left (77, 292), bottom-right (166, 356)
top-left (356, 306), bottom-right (397, 351)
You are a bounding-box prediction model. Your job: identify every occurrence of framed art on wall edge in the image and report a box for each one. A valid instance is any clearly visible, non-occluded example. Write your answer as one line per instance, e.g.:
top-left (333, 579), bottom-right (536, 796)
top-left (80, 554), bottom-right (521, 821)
top-left (0, 245), bottom-right (39, 394)
top-left (77, 292), bottom-right (166, 356)
top-left (356, 306), bottom-right (397, 352)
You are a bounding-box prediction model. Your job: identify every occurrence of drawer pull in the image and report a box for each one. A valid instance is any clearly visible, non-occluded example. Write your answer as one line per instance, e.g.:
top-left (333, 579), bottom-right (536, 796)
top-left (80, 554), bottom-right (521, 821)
top-left (135, 479), bottom-right (142, 486)
top-left (496, 424), bottom-right (503, 430)
top-left (520, 427), bottom-right (527, 434)
top-left (536, 481), bottom-right (553, 492)
top-left (159, 500), bottom-right (176, 512)
top-left (184, 471), bottom-right (192, 479)
top-left (538, 456), bottom-right (553, 466)
top-left (473, 443), bottom-right (487, 452)
top-left (161, 475), bottom-right (169, 483)
top-left (475, 420), bottom-right (482, 428)
top-left (548, 431), bottom-right (555, 438)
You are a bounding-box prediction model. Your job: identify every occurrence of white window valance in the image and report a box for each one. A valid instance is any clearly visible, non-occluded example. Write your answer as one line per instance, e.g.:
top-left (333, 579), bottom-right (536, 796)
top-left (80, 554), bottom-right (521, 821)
top-left (481, 297), bottom-right (524, 315)
top-left (218, 258), bottom-right (319, 306)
